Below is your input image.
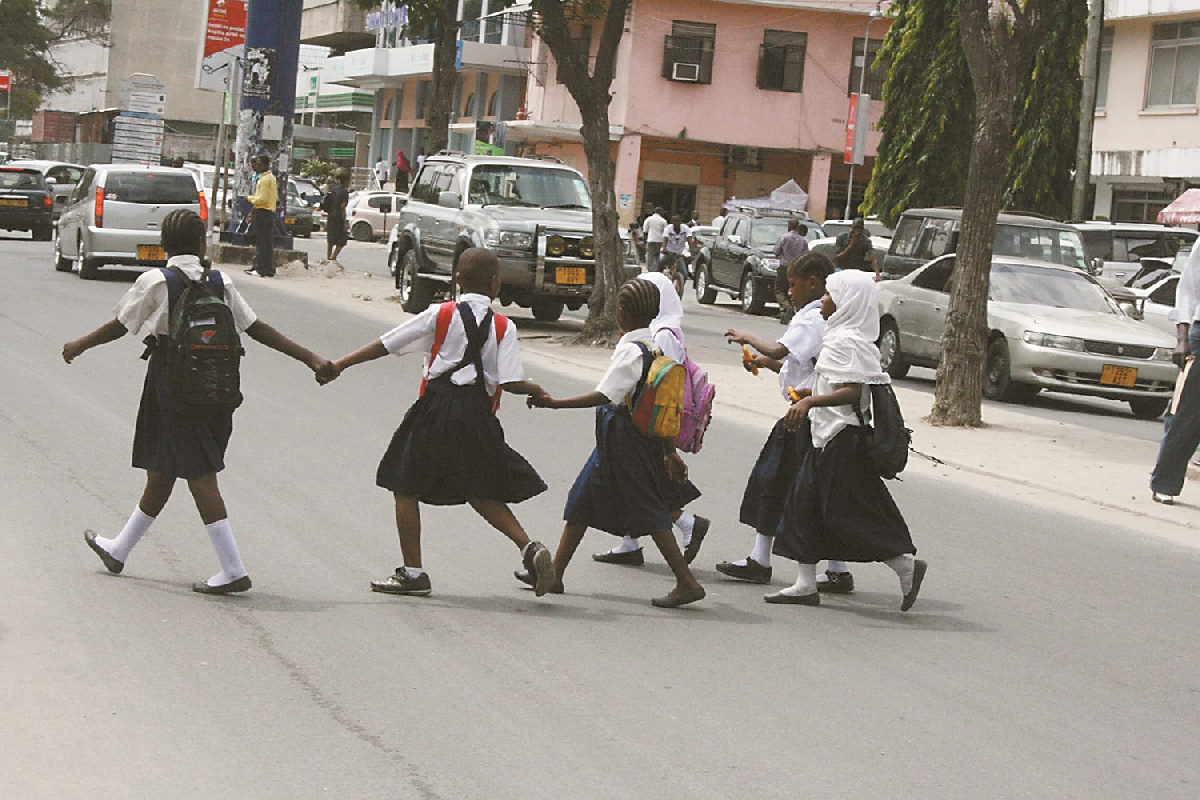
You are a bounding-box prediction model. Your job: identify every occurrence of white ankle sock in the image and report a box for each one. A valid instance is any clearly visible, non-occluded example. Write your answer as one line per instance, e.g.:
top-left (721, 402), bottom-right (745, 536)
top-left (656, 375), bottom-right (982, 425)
top-left (100, 507), bottom-right (155, 562)
top-left (885, 554), bottom-right (915, 594)
top-left (204, 519), bottom-right (248, 587)
top-left (749, 534), bottom-right (773, 566)
top-left (779, 562), bottom-right (817, 596)
top-left (675, 512), bottom-right (695, 545)
top-left (610, 536), bottom-right (641, 554)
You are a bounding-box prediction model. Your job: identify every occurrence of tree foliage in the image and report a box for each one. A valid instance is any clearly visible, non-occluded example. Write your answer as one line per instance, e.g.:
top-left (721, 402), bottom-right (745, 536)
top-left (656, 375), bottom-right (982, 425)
top-left (866, 0), bottom-right (1085, 226)
top-left (0, 0), bottom-right (65, 118)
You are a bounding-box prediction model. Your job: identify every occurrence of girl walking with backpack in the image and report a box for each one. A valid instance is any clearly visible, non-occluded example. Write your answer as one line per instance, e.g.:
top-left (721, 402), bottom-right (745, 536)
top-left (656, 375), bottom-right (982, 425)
top-left (590, 271), bottom-right (711, 568)
top-left (63, 210), bottom-right (333, 594)
top-left (768, 270), bottom-right (926, 610)
top-left (522, 279), bottom-right (705, 608)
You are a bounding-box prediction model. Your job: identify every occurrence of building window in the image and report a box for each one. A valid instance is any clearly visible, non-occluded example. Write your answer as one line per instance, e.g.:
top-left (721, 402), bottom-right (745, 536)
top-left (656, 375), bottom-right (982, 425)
top-left (662, 21), bottom-right (716, 84)
top-left (1111, 186), bottom-right (1176, 222)
top-left (847, 37), bottom-right (886, 98)
top-left (758, 30), bottom-right (806, 92)
top-left (1096, 27), bottom-right (1113, 110)
top-left (1146, 21), bottom-right (1200, 108)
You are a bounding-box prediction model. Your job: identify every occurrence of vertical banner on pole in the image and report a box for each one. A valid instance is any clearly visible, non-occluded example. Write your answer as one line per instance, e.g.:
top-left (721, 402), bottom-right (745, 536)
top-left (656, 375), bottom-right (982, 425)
top-left (198, 0), bottom-right (248, 92)
top-left (844, 93), bottom-right (870, 166)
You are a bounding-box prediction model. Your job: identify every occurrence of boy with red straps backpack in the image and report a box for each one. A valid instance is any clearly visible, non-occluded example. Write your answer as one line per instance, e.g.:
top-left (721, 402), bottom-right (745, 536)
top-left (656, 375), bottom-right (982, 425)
top-left (319, 248), bottom-right (558, 598)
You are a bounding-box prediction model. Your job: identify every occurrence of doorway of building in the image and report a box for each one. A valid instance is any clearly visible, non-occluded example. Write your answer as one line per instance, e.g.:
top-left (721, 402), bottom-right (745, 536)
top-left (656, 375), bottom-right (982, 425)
top-left (642, 181), bottom-right (697, 221)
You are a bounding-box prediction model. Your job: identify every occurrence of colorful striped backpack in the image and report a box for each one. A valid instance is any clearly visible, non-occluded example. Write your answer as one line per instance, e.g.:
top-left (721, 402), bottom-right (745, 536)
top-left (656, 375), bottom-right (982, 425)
top-left (628, 342), bottom-right (685, 440)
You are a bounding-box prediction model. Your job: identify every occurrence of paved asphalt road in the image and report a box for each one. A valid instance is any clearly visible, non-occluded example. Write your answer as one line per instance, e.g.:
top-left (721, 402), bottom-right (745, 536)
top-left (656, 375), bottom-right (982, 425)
top-left (4, 231), bottom-right (1199, 798)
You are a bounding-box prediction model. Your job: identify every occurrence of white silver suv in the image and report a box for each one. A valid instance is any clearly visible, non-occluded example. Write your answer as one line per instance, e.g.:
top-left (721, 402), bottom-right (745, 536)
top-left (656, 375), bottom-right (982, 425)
top-left (55, 165), bottom-right (207, 280)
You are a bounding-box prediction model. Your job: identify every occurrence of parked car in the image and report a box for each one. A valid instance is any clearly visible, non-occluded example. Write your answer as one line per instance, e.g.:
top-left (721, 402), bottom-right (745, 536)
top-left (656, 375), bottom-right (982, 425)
top-left (0, 165), bottom-right (54, 240)
top-left (692, 207), bottom-right (825, 314)
top-left (7, 159), bottom-right (85, 220)
top-left (281, 179), bottom-right (314, 238)
top-left (1118, 268), bottom-right (1182, 338)
top-left (55, 165), bottom-right (206, 279)
top-left (347, 190), bottom-right (407, 242)
top-left (1069, 220), bottom-right (1198, 287)
top-left (291, 176), bottom-right (323, 207)
top-left (821, 217), bottom-right (893, 239)
top-left (809, 234), bottom-right (892, 270)
top-left (883, 208), bottom-right (1088, 278)
top-left (387, 152), bottom-right (637, 320)
top-left (876, 253), bottom-right (1177, 418)
top-left (683, 224), bottom-right (718, 276)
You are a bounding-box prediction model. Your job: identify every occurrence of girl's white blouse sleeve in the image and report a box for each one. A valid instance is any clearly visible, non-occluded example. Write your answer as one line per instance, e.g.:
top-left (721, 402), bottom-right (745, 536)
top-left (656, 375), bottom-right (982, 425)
top-left (595, 340), bottom-right (645, 405)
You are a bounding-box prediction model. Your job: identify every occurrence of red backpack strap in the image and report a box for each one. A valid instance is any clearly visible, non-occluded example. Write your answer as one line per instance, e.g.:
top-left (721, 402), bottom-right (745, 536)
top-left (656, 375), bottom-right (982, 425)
top-left (419, 302), bottom-right (457, 397)
top-left (489, 313), bottom-right (510, 412)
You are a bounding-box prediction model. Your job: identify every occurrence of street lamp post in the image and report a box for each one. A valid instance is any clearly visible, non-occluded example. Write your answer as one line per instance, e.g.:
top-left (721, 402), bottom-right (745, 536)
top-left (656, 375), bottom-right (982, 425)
top-left (844, 5), bottom-right (884, 220)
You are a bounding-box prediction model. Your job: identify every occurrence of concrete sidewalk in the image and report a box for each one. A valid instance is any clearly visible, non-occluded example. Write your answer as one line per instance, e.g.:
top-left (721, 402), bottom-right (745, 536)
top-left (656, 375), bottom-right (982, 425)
top-left (241, 262), bottom-right (1200, 551)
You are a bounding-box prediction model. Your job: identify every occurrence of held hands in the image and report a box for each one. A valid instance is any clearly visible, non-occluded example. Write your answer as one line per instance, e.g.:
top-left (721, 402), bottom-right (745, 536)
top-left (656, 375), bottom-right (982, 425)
top-left (526, 390), bottom-right (554, 408)
top-left (315, 360), bottom-right (341, 385)
top-left (783, 396), bottom-right (814, 431)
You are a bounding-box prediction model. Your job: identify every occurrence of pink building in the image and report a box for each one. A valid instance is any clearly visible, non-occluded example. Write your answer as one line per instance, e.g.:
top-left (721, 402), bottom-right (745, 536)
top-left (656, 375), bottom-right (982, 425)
top-left (510, 0), bottom-right (890, 224)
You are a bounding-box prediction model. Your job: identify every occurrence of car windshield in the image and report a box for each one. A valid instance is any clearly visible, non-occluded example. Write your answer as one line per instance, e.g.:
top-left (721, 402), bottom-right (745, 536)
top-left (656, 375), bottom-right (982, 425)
top-left (0, 170), bottom-right (43, 189)
top-left (992, 224), bottom-right (1087, 270)
top-left (467, 164), bottom-right (591, 209)
top-left (750, 218), bottom-right (790, 248)
top-left (989, 262), bottom-right (1116, 313)
top-left (104, 173), bottom-right (197, 204)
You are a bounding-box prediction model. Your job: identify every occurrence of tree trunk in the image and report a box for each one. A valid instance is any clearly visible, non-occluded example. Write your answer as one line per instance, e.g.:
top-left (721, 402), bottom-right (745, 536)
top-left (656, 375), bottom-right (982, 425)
top-left (424, 5), bottom-right (459, 155)
top-left (577, 102), bottom-right (622, 344)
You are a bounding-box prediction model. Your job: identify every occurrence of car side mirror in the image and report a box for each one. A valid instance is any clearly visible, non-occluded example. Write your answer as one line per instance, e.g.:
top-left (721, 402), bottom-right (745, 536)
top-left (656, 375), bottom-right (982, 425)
top-left (438, 191), bottom-right (461, 209)
top-left (45, 177), bottom-right (56, 185)
top-left (728, 234), bottom-right (743, 246)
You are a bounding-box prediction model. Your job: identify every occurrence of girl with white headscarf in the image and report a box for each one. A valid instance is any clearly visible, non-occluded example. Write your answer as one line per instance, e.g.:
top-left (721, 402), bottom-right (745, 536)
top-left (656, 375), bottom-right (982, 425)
top-left (767, 271), bottom-right (927, 611)
top-left (590, 271), bottom-right (712, 566)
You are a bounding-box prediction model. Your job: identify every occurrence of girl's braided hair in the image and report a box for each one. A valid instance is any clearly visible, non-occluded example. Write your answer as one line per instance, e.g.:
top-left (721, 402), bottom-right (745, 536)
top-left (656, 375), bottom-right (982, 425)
top-left (617, 278), bottom-right (659, 329)
top-left (160, 209), bottom-right (207, 257)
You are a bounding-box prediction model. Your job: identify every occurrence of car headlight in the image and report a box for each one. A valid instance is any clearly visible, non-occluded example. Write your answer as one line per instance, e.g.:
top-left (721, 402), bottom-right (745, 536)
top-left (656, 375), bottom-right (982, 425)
top-left (1022, 331), bottom-right (1085, 351)
top-left (579, 236), bottom-right (594, 258)
top-left (485, 230), bottom-right (533, 249)
top-left (761, 257), bottom-right (780, 273)
top-left (1153, 347), bottom-right (1176, 362)
top-left (545, 234), bottom-right (566, 256)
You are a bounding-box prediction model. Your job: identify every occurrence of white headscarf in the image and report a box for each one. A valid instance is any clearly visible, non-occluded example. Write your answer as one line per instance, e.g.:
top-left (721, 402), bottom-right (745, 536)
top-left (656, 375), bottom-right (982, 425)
top-left (638, 271), bottom-right (684, 336)
top-left (816, 270), bottom-right (890, 385)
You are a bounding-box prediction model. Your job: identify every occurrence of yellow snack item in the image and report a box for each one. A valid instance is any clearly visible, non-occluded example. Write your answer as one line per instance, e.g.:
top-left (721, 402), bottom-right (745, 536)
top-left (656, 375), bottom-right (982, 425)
top-left (742, 345), bottom-right (759, 375)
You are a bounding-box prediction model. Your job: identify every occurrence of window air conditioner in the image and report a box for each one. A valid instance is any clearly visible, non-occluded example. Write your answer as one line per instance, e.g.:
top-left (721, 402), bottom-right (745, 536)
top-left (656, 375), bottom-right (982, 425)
top-left (672, 62), bottom-right (701, 82)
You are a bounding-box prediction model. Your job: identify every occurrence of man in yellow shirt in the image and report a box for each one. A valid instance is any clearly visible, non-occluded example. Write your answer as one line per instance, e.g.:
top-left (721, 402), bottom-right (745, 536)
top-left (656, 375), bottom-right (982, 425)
top-left (245, 153), bottom-right (278, 277)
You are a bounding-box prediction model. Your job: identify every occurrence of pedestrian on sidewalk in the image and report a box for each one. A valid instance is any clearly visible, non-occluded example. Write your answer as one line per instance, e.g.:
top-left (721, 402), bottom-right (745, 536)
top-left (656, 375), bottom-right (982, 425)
top-left (318, 249), bottom-right (557, 598)
top-left (373, 155), bottom-right (389, 190)
top-left (590, 271), bottom-right (711, 568)
top-left (1151, 244), bottom-right (1200, 504)
top-left (245, 153), bottom-right (277, 278)
top-left (773, 219), bottom-right (809, 324)
top-left (641, 206), bottom-right (667, 272)
top-left (395, 150), bottom-right (412, 192)
top-left (321, 170), bottom-right (350, 264)
top-left (718, 252), bottom-right (855, 593)
top-left (767, 270), bottom-right (926, 610)
top-left (524, 279), bottom-right (706, 608)
top-left (64, 210), bottom-right (332, 594)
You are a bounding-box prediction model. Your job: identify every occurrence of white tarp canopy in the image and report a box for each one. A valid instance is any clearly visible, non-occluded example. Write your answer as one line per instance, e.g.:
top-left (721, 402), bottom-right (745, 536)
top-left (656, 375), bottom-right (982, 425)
top-left (724, 179), bottom-right (809, 213)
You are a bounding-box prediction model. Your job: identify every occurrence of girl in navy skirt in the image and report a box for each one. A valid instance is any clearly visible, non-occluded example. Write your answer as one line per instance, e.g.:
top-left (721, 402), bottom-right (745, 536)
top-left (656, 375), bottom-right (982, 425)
top-left (768, 270), bottom-right (927, 610)
top-left (320, 248), bottom-right (557, 598)
top-left (524, 279), bottom-right (705, 608)
top-left (64, 210), bottom-right (331, 594)
top-left (591, 271), bottom-right (711, 567)
top-left (717, 252), bottom-right (854, 591)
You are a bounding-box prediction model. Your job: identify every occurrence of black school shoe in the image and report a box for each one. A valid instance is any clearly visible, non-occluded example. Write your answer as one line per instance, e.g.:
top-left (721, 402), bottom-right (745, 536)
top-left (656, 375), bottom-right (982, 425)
top-left (521, 541), bottom-right (556, 597)
top-left (716, 557), bottom-right (772, 584)
top-left (84, 530), bottom-right (124, 574)
top-left (817, 570), bottom-right (855, 594)
top-left (513, 569), bottom-right (565, 594)
top-left (683, 516), bottom-right (711, 564)
top-left (592, 547), bottom-right (644, 566)
top-left (192, 575), bottom-right (252, 595)
top-left (371, 567), bottom-right (432, 596)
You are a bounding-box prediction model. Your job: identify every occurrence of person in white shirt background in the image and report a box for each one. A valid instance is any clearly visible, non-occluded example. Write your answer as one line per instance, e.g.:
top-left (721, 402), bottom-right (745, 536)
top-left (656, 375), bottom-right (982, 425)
top-left (1151, 244), bottom-right (1200, 503)
top-left (641, 206), bottom-right (668, 271)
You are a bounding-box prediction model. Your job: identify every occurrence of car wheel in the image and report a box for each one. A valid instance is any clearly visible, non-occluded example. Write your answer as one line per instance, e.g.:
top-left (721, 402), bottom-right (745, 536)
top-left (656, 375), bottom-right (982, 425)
top-left (740, 271), bottom-right (765, 315)
top-left (878, 319), bottom-right (910, 379)
top-left (77, 236), bottom-right (100, 280)
top-left (351, 220), bottom-right (373, 242)
top-left (531, 298), bottom-right (564, 322)
top-left (398, 249), bottom-right (433, 313)
top-left (387, 244), bottom-right (401, 277)
top-left (695, 264), bottom-right (717, 304)
top-left (53, 231), bottom-right (72, 272)
top-left (983, 337), bottom-right (1036, 402)
top-left (1129, 397), bottom-right (1169, 420)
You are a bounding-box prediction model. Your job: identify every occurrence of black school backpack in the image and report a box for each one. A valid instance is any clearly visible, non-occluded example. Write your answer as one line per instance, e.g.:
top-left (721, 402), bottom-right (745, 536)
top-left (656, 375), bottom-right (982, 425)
top-left (156, 266), bottom-right (244, 416)
top-left (855, 383), bottom-right (911, 479)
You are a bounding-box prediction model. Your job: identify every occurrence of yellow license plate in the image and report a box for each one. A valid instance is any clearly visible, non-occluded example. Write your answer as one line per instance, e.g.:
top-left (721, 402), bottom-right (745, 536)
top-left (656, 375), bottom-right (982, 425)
top-left (1100, 364), bottom-right (1138, 387)
top-left (0, 197), bottom-right (27, 207)
top-left (137, 245), bottom-right (166, 261)
top-left (556, 266), bottom-right (586, 285)
top-left (285, 217), bottom-right (296, 224)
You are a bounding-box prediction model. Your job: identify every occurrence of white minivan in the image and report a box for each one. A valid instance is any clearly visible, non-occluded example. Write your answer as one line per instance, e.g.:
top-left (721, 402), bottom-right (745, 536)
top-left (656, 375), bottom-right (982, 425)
top-left (55, 165), bottom-right (207, 279)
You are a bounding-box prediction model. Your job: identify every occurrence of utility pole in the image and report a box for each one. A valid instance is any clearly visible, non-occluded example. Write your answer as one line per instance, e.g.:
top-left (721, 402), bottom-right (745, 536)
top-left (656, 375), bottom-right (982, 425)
top-left (225, 0), bottom-right (303, 248)
top-left (1073, 0), bottom-right (1104, 220)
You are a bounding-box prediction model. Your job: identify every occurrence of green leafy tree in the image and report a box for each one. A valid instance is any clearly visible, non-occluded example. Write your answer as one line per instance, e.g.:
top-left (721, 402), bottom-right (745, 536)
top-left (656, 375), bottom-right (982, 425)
top-left (865, 0), bottom-right (1085, 225)
top-left (0, 0), bottom-right (65, 118)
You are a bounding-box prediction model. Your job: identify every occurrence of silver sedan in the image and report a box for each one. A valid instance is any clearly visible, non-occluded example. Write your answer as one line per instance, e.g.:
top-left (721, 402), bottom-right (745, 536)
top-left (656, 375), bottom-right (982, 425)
top-left (876, 255), bottom-right (1179, 419)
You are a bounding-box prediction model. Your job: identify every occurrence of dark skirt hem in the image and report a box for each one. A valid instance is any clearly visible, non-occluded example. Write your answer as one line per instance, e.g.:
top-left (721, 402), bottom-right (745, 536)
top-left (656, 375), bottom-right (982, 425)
top-left (739, 418), bottom-right (811, 537)
top-left (131, 355), bottom-right (233, 480)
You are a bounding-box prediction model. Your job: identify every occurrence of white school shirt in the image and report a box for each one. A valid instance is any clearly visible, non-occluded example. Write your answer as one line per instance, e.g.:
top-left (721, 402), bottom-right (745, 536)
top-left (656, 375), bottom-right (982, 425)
top-left (808, 374), bottom-right (868, 449)
top-left (776, 298), bottom-right (824, 399)
top-left (114, 254), bottom-right (258, 337)
top-left (652, 327), bottom-right (686, 363)
top-left (596, 327), bottom-right (655, 405)
top-left (1170, 244), bottom-right (1200, 326)
top-left (642, 213), bottom-right (668, 244)
top-left (663, 224), bottom-right (691, 254)
top-left (379, 293), bottom-right (524, 395)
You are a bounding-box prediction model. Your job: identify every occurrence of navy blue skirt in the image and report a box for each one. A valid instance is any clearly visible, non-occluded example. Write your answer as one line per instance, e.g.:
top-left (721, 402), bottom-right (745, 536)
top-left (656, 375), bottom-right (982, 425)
top-left (563, 404), bottom-right (701, 537)
top-left (131, 354), bottom-right (233, 480)
top-left (773, 426), bottom-right (915, 564)
top-left (376, 380), bottom-right (546, 505)
top-left (739, 417), bottom-right (812, 537)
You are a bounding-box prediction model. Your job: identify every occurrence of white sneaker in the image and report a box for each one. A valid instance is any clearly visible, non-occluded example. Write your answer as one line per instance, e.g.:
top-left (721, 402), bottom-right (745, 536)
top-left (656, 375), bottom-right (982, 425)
top-left (244, 269), bottom-right (260, 277)
top-left (1152, 492), bottom-right (1175, 505)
